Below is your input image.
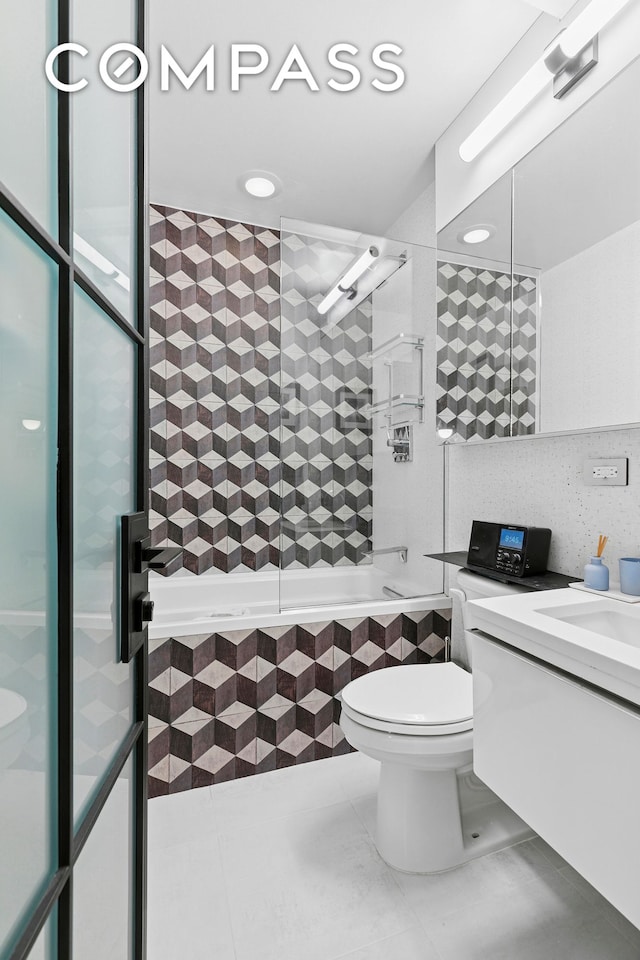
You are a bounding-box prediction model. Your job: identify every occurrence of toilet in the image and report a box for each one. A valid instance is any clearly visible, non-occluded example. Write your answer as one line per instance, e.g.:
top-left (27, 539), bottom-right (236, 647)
top-left (339, 569), bottom-right (533, 874)
top-left (0, 688), bottom-right (29, 775)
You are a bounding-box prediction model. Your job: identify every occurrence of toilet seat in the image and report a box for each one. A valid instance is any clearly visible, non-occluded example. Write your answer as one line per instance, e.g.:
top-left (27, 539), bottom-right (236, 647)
top-left (0, 688), bottom-right (27, 739)
top-left (341, 663), bottom-right (473, 736)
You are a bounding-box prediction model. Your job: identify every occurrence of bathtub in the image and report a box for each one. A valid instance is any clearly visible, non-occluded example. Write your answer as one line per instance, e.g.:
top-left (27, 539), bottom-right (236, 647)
top-left (147, 565), bottom-right (452, 795)
top-left (148, 565), bottom-right (449, 639)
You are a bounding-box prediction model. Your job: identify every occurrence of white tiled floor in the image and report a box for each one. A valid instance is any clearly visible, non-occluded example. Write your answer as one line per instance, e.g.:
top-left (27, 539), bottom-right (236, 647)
top-left (148, 754), bottom-right (640, 960)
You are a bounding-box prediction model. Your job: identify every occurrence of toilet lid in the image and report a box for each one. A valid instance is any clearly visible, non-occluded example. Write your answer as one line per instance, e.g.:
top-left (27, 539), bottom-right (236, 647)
top-left (0, 688), bottom-right (28, 729)
top-left (341, 663), bottom-right (472, 727)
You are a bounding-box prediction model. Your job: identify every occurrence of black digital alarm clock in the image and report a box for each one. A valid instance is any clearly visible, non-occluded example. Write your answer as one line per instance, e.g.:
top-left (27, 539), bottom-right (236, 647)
top-left (466, 521), bottom-right (551, 579)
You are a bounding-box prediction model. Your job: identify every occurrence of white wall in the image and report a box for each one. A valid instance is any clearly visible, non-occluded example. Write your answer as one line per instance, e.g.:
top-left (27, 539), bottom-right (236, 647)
top-left (371, 181), bottom-right (445, 597)
top-left (436, 0), bottom-right (640, 229)
top-left (447, 428), bottom-right (640, 579)
top-left (539, 219), bottom-right (640, 433)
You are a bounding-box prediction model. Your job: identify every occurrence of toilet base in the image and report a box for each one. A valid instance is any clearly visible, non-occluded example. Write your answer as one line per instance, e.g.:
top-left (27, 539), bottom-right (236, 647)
top-left (339, 709), bottom-right (533, 875)
top-left (375, 762), bottom-right (535, 874)
top-left (376, 762), bottom-right (464, 873)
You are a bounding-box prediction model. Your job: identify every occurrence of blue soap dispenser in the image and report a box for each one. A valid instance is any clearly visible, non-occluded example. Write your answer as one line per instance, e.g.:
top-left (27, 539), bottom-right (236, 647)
top-left (583, 535), bottom-right (609, 591)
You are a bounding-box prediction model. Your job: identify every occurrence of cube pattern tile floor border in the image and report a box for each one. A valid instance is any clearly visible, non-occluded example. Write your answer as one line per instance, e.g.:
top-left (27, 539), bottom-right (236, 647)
top-left (148, 609), bottom-right (451, 796)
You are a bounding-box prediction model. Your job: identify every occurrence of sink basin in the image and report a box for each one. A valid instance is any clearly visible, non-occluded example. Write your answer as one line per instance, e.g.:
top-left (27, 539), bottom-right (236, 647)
top-left (468, 588), bottom-right (640, 708)
top-left (538, 601), bottom-right (640, 648)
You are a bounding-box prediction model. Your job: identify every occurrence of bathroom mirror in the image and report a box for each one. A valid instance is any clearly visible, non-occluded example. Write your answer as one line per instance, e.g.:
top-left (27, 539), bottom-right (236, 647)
top-left (437, 55), bottom-right (640, 441)
top-left (437, 172), bottom-right (515, 440)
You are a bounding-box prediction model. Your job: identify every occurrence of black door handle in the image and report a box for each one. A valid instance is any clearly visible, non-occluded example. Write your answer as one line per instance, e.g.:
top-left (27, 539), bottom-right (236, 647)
top-left (121, 512), bottom-right (183, 663)
top-left (142, 546), bottom-right (182, 570)
top-left (134, 592), bottom-right (155, 630)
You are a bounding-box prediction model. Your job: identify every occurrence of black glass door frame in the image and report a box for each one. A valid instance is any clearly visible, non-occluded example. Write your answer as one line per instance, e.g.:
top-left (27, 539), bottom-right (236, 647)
top-left (0, 0), bottom-right (149, 956)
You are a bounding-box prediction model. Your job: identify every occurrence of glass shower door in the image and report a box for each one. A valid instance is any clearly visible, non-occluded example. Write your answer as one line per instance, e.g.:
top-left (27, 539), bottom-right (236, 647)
top-left (0, 0), bottom-right (150, 956)
top-left (0, 205), bottom-right (59, 960)
top-left (67, 0), bottom-right (147, 952)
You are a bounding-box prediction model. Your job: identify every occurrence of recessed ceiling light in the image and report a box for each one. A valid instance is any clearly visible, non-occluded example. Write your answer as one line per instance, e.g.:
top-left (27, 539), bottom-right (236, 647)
top-left (462, 228), bottom-right (492, 245)
top-left (244, 176), bottom-right (276, 198)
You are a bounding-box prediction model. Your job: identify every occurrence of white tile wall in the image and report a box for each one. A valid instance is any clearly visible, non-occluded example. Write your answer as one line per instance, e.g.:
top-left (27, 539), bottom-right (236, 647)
top-left (372, 182), bottom-right (444, 596)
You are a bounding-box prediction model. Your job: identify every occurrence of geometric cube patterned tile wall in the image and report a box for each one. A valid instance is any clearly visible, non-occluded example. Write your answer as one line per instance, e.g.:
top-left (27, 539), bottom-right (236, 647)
top-left (149, 207), bottom-right (373, 574)
top-left (280, 227), bottom-right (374, 568)
top-left (510, 274), bottom-right (538, 437)
top-left (436, 261), bottom-right (537, 441)
top-left (148, 608), bottom-right (452, 797)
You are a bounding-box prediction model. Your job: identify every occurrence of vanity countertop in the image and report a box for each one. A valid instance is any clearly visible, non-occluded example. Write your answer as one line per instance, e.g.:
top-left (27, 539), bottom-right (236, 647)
top-left (469, 589), bottom-right (640, 707)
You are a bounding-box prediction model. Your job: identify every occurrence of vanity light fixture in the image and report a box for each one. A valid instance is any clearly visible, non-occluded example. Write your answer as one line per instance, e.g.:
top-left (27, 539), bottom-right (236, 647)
top-left (317, 245), bottom-right (379, 316)
top-left (555, 0), bottom-right (633, 60)
top-left (459, 0), bottom-right (635, 163)
top-left (22, 419), bottom-right (42, 431)
top-left (437, 425), bottom-right (454, 441)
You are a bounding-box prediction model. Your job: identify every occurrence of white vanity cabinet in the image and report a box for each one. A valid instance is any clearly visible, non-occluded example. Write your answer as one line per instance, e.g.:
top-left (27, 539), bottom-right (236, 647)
top-left (473, 631), bottom-right (640, 929)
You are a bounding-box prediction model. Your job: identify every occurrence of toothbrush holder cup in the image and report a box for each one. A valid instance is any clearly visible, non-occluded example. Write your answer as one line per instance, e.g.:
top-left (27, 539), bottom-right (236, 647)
top-left (619, 558), bottom-right (640, 596)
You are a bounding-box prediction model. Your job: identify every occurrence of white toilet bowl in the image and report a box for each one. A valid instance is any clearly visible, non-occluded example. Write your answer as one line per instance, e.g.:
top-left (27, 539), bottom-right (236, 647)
top-left (0, 688), bottom-right (29, 775)
top-left (341, 662), bottom-right (474, 873)
top-left (340, 571), bottom-right (535, 874)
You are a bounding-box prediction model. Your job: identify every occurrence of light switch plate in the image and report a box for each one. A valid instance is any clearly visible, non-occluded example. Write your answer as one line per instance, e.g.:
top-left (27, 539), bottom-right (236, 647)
top-left (583, 458), bottom-right (629, 486)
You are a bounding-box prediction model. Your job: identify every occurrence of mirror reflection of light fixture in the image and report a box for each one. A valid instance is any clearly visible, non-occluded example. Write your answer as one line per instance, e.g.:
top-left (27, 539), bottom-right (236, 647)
top-left (73, 234), bottom-right (130, 292)
top-left (459, 0), bottom-right (634, 163)
top-left (460, 226), bottom-right (493, 245)
top-left (316, 283), bottom-right (344, 316)
top-left (317, 246), bottom-right (379, 316)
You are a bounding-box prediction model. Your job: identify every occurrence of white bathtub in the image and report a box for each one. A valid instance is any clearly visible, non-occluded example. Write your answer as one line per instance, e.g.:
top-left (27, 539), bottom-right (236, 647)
top-left (148, 566), bottom-right (449, 639)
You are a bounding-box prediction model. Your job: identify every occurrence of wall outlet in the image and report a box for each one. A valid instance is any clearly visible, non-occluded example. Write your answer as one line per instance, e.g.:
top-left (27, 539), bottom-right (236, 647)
top-left (583, 458), bottom-right (629, 486)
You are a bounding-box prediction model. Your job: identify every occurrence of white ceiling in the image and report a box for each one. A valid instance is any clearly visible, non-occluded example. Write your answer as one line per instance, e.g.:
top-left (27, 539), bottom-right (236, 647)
top-left (149, 0), bottom-right (547, 234)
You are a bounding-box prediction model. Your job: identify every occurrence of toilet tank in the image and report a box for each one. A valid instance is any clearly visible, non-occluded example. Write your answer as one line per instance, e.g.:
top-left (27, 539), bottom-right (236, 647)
top-left (450, 569), bottom-right (532, 670)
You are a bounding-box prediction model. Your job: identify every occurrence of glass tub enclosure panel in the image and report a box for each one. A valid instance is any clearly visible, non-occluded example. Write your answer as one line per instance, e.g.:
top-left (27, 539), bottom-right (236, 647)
top-left (278, 222), bottom-right (374, 586)
top-left (279, 219), bottom-right (444, 609)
